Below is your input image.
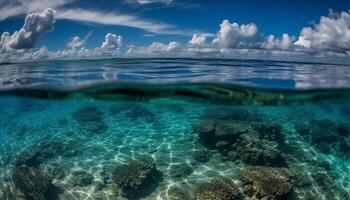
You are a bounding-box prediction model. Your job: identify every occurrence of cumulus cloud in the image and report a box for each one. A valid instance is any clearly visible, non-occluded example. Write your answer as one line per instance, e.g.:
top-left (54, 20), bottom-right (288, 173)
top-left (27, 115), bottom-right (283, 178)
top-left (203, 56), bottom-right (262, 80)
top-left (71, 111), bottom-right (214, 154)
top-left (101, 33), bottom-right (123, 50)
top-left (262, 34), bottom-right (295, 50)
top-left (127, 41), bottom-right (181, 55)
top-left (295, 10), bottom-right (350, 53)
top-left (0, 8), bottom-right (55, 52)
top-left (67, 31), bottom-right (92, 49)
top-left (2, 9), bottom-right (350, 64)
top-left (189, 34), bottom-right (207, 46)
top-left (212, 19), bottom-right (262, 48)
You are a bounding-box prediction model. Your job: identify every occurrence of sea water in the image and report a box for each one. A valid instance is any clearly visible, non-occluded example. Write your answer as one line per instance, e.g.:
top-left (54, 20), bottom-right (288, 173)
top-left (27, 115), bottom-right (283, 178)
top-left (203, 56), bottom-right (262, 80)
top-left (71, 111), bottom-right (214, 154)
top-left (0, 58), bottom-right (350, 200)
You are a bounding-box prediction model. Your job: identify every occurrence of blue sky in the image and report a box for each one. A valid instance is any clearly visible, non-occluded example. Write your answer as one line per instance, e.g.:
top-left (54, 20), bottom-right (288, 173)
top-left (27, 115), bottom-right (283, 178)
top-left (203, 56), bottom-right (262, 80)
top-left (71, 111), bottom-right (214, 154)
top-left (1, 0), bottom-right (350, 63)
top-left (0, 0), bottom-right (349, 51)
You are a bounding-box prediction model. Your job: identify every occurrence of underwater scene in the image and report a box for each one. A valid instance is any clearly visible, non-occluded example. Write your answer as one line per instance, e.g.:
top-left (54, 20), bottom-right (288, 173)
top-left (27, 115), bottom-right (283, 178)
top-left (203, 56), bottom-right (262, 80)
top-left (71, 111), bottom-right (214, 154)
top-left (0, 83), bottom-right (350, 200)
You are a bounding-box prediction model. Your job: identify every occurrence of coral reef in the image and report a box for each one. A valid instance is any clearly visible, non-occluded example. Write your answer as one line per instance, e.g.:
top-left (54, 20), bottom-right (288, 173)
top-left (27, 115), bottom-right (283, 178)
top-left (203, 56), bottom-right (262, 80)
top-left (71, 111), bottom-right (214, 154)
top-left (193, 119), bottom-right (249, 149)
top-left (239, 166), bottom-right (293, 200)
top-left (169, 163), bottom-right (194, 179)
top-left (227, 132), bottom-right (285, 166)
top-left (73, 106), bottom-right (108, 133)
top-left (252, 122), bottom-right (285, 146)
top-left (12, 165), bottom-right (53, 200)
top-left (112, 155), bottom-right (161, 198)
top-left (295, 119), bottom-right (350, 156)
top-left (193, 111), bottom-right (286, 167)
top-left (196, 176), bottom-right (241, 200)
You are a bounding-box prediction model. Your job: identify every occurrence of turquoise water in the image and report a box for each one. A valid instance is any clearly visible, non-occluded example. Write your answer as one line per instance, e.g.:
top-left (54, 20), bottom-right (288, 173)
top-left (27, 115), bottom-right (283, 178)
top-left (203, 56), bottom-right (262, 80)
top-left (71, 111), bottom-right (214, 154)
top-left (0, 58), bottom-right (350, 200)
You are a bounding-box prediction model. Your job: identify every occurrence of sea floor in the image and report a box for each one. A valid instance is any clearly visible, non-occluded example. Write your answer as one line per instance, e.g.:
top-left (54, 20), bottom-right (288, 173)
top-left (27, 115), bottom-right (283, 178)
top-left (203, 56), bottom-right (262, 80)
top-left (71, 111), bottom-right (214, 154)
top-left (0, 95), bottom-right (349, 200)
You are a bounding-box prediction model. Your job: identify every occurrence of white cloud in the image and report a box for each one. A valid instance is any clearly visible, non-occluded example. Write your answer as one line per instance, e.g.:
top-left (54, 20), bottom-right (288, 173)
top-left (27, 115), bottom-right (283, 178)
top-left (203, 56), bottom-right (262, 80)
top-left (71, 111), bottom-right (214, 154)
top-left (127, 41), bottom-right (181, 55)
top-left (0, 0), bottom-right (187, 36)
top-left (189, 34), bottom-right (207, 46)
top-left (101, 33), bottom-right (123, 50)
top-left (212, 19), bottom-right (262, 48)
top-left (67, 31), bottom-right (92, 49)
top-left (262, 33), bottom-right (295, 50)
top-left (0, 0), bottom-right (71, 20)
top-left (0, 8), bottom-right (55, 52)
top-left (295, 10), bottom-right (350, 53)
top-left (2, 9), bottom-right (350, 64)
top-left (55, 8), bottom-right (187, 35)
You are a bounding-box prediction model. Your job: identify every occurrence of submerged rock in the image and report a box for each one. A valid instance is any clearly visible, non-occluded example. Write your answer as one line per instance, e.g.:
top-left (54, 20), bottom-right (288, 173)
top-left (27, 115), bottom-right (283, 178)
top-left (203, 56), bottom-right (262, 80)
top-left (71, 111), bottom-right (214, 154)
top-left (196, 176), bottom-right (241, 200)
top-left (12, 165), bottom-right (53, 200)
top-left (112, 155), bottom-right (161, 198)
top-left (239, 166), bottom-right (293, 200)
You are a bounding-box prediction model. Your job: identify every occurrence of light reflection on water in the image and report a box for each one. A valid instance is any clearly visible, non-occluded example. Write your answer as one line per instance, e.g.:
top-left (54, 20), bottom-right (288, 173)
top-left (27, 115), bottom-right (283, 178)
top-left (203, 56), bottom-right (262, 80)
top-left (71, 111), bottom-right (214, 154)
top-left (0, 58), bottom-right (350, 89)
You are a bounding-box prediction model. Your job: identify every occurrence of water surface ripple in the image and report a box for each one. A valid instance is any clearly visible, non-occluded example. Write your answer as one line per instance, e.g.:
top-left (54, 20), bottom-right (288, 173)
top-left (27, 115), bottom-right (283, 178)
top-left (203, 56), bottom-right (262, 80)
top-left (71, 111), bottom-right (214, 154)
top-left (0, 58), bottom-right (350, 89)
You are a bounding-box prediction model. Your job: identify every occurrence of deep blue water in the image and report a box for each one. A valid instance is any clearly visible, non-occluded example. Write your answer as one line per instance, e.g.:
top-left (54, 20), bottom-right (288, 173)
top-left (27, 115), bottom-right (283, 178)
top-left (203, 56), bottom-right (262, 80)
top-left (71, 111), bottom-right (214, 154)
top-left (0, 58), bottom-right (350, 200)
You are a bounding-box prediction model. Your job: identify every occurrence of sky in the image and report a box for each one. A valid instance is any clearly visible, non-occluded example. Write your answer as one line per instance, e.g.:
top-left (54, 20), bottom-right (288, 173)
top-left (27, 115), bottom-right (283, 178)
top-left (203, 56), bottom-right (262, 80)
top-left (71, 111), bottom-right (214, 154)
top-left (0, 0), bottom-right (350, 62)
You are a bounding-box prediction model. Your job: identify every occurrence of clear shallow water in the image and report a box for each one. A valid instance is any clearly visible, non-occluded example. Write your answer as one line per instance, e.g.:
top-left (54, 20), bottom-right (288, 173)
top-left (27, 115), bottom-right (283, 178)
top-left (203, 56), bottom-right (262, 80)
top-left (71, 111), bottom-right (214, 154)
top-left (0, 58), bottom-right (349, 200)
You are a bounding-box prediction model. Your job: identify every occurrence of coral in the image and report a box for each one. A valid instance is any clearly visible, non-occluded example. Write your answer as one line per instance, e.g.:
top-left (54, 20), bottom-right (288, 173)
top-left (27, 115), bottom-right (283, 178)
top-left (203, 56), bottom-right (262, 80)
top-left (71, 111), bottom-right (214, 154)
top-left (194, 119), bottom-right (249, 149)
top-left (192, 149), bottom-right (210, 163)
top-left (253, 122), bottom-right (285, 146)
top-left (169, 163), bottom-right (193, 179)
top-left (196, 176), bottom-right (241, 200)
top-left (229, 131), bottom-right (286, 167)
top-left (194, 118), bottom-right (286, 166)
top-left (12, 165), bottom-right (53, 200)
top-left (69, 170), bottom-right (94, 187)
top-left (73, 106), bottom-right (108, 134)
top-left (112, 155), bottom-right (160, 198)
top-left (239, 166), bottom-right (293, 200)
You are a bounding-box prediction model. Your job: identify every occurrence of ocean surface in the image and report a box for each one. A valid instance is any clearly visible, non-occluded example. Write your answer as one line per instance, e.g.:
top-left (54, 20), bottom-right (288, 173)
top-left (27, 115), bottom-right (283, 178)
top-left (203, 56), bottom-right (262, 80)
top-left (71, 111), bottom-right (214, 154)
top-left (0, 58), bottom-right (350, 200)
